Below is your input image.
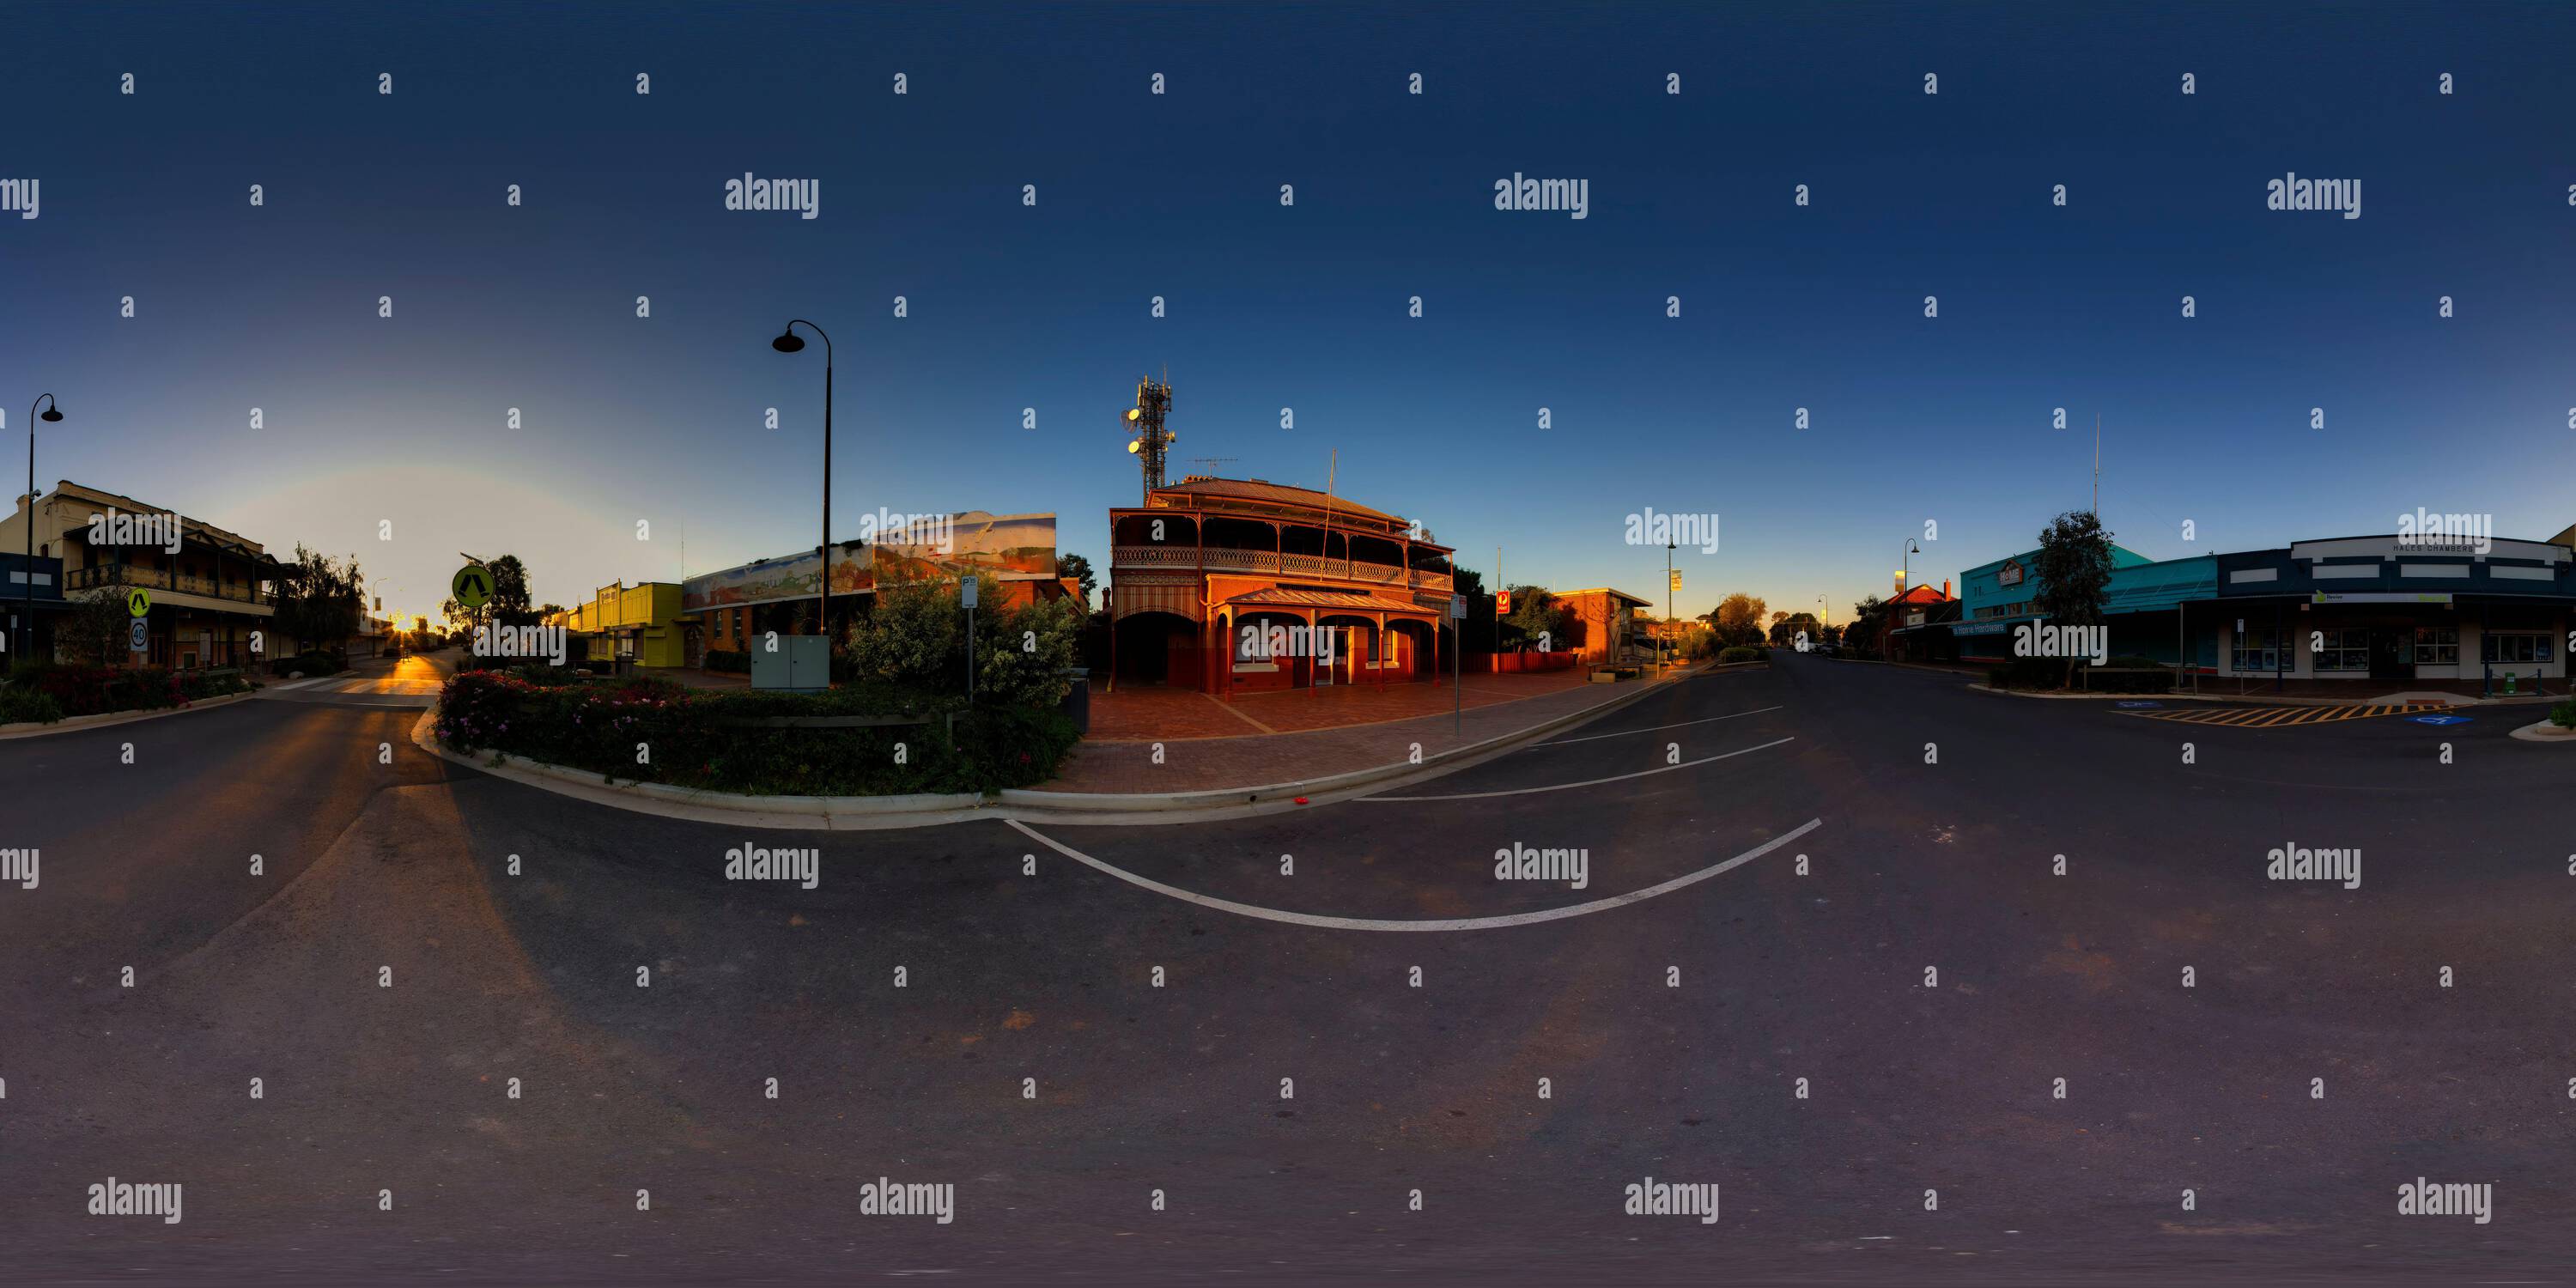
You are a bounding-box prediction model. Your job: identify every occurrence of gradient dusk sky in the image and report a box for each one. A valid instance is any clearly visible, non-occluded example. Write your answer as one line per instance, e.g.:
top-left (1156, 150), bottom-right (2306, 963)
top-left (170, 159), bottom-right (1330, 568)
top-left (6, 2), bottom-right (2573, 625)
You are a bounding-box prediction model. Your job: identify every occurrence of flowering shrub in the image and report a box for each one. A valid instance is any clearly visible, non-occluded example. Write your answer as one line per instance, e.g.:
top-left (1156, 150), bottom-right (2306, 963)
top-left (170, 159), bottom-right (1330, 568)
top-left (434, 670), bottom-right (1075, 794)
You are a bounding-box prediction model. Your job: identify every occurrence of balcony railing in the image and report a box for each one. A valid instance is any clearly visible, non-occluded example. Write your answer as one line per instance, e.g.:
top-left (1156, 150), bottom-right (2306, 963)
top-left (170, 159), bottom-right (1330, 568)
top-left (67, 563), bottom-right (268, 605)
top-left (1112, 544), bottom-right (1454, 592)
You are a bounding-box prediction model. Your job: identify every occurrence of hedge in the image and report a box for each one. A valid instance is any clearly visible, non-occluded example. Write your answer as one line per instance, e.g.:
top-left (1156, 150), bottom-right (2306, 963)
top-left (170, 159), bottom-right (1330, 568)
top-left (270, 651), bottom-right (346, 677)
top-left (4, 663), bottom-right (252, 719)
top-left (1716, 646), bottom-right (1765, 664)
top-left (433, 670), bottom-right (1076, 795)
top-left (704, 649), bottom-right (750, 674)
top-left (1987, 656), bottom-right (2173, 693)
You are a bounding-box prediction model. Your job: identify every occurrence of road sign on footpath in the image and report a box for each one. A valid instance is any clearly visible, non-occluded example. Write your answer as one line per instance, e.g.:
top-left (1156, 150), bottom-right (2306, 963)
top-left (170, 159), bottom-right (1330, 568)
top-left (130, 619), bottom-right (149, 653)
top-left (452, 564), bottom-right (493, 610)
top-left (126, 586), bottom-right (151, 617)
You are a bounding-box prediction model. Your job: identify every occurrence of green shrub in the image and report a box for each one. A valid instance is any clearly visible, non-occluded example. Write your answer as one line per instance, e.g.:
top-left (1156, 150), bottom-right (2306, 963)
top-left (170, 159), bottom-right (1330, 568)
top-left (270, 651), bottom-right (346, 677)
top-left (2552, 698), bottom-right (2576, 730)
top-left (704, 649), bottom-right (750, 674)
top-left (1716, 646), bottom-right (1763, 664)
top-left (433, 669), bottom-right (1072, 795)
top-left (1985, 657), bottom-right (2065, 690)
top-left (0, 684), bottom-right (65, 725)
top-left (2, 663), bottom-right (245, 716)
top-left (842, 574), bottom-right (1083, 708)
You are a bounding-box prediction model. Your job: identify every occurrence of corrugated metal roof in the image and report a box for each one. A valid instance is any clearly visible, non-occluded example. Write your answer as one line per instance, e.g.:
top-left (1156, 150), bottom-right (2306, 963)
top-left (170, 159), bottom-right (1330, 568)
top-left (1222, 587), bottom-right (1431, 614)
top-left (1152, 477), bottom-right (1406, 526)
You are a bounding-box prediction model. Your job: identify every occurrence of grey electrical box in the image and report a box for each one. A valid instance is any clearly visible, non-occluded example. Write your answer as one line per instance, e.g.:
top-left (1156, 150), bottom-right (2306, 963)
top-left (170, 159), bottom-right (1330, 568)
top-left (752, 635), bottom-right (831, 693)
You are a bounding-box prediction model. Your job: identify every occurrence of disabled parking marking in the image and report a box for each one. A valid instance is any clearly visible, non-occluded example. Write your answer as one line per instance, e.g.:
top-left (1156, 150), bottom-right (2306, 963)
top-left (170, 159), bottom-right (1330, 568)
top-left (1006, 817), bottom-right (1823, 933)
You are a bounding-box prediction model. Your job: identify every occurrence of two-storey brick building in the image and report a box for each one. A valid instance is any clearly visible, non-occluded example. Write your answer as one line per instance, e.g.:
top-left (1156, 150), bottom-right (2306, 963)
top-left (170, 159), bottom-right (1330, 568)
top-left (1109, 477), bottom-right (1456, 694)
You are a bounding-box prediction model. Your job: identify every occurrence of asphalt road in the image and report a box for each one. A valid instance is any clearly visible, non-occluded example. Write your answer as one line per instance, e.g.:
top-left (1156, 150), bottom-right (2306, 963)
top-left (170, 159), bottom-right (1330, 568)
top-left (1, 653), bottom-right (2568, 1285)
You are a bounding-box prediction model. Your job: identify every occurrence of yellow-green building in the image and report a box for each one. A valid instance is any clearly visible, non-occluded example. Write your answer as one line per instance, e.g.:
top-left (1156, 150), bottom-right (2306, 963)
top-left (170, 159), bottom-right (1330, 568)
top-left (549, 581), bottom-right (690, 668)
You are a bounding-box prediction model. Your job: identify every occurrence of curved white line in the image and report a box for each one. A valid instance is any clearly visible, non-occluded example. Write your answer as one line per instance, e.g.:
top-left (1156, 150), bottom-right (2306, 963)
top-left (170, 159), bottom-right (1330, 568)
top-left (1364, 736), bottom-right (1794, 801)
top-left (1005, 817), bottom-right (1823, 933)
top-left (1537, 705), bottom-right (1785, 746)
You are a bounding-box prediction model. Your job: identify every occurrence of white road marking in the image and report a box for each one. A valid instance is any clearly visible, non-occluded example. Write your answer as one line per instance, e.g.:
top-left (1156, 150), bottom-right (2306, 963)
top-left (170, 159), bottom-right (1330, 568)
top-left (1006, 817), bottom-right (1823, 933)
top-left (1537, 705), bottom-right (1784, 746)
top-left (1364, 736), bottom-right (1795, 801)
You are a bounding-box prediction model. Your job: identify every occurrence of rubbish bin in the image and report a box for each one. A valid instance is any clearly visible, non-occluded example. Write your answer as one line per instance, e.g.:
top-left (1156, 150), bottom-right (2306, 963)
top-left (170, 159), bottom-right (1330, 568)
top-left (1060, 666), bottom-right (1091, 735)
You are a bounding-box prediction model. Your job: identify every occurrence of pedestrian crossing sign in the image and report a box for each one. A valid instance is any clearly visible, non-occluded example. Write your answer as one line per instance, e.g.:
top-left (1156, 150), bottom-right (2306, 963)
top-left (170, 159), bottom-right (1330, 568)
top-left (452, 564), bottom-right (494, 610)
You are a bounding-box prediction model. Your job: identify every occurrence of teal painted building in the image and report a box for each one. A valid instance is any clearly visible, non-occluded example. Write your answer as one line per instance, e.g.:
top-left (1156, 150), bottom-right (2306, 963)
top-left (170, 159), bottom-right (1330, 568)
top-left (1951, 545), bottom-right (2221, 669)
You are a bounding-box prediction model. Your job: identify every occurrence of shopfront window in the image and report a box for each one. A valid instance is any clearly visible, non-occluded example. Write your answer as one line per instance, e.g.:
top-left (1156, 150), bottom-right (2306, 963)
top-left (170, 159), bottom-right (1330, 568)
top-left (2414, 626), bottom-right (2459, 665)
top-left (2482, 631), bottom-right (2552, 664)
top-left (2313, 627), bottom-right (2368, 672)
top-left (2232, 627), bottom-right (2281, 673)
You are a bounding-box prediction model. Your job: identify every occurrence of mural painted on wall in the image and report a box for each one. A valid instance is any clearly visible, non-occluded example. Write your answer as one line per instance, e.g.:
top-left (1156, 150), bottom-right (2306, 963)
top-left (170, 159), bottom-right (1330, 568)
top-left (682, 512), bottom-right (1056, 611)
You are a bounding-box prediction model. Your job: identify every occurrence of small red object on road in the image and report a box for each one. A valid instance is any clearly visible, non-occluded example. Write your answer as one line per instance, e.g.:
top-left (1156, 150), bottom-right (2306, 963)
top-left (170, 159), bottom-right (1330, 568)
top-left (1293, 796), bottom-right (1309, 805)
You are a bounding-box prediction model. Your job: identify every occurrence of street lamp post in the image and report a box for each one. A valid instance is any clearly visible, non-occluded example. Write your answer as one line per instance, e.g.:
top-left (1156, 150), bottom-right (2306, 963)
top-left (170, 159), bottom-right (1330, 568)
top-left (21, 395), bottom-right (62, 663)
top-left (1663, 539), bottom-right (1676, 679)
top-left (770, 320), bottom-right (835, 659)
top-left (1898, 537), bottom-right (1921, 661)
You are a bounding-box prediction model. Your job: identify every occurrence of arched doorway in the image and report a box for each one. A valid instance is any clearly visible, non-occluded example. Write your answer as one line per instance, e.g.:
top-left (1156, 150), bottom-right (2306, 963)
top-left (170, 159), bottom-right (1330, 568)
top-left (1113, 610), bottom-right (1198, 688)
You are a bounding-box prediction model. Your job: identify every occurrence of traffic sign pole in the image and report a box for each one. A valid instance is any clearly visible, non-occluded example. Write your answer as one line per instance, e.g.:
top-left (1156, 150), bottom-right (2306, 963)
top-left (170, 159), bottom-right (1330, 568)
top-left (1450, 592), bottom-right (1466, 735)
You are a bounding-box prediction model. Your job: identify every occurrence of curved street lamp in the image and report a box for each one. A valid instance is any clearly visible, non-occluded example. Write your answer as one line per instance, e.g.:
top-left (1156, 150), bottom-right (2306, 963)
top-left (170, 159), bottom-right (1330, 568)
top-left (770, 320), bottom-right (835, 651)
top-left (22, 394), bottom-right (62, 661)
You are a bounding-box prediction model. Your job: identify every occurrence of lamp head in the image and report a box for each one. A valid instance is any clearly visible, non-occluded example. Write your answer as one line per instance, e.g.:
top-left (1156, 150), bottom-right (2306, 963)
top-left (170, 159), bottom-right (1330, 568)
top-left (770, 330), bottom-right (805, 354)
top-left (38, 397), bottom-right (62, 422)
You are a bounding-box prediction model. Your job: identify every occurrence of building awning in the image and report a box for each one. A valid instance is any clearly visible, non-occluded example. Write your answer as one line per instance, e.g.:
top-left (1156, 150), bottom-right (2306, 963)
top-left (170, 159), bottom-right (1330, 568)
top-left (1112, 580), bottom-right (1203, 623)
top-left (1222, 587), bottom-right (1435, 617)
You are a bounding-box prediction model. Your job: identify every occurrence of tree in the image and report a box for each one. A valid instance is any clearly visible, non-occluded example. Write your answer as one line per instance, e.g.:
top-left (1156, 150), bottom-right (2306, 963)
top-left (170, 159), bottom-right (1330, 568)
top-left (1055, 553), bottom-right (1097, 607)
top-left (1770, 611), bottom-right (1822, 647)
top-left (60, 590), bottom-right (133, 664)
top-left (1448, 566), bottom-right (1493, 656)
top-left (2033, 509), bottom-right (2117, 684)
top-left (485, 554), bottom-right (538, 627)
top-left (1499, 584), bottom-right (1567, 651)
top-left (1707, 592), bottom-right (1768, 647)
top-left (1847, 594), bottom-right (1892, 659)
top-left (272, 544), bottom-right (366, 656)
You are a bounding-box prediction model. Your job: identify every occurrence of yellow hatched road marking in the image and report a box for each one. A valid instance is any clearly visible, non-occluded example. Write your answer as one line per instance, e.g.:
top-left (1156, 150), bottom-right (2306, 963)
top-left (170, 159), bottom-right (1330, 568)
top-left (2123, 701), bottom-right (2460, 726)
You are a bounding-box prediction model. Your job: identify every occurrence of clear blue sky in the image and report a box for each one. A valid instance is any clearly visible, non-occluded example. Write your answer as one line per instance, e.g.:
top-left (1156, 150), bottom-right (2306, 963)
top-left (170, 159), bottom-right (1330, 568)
top-left (7, 1), bottom-right (2573, 626)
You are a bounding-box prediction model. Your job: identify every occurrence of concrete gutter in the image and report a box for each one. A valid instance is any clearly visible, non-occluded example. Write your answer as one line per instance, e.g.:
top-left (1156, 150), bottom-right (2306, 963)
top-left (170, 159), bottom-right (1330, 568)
top-left (0, 690), bottom-right (258, 740)
top-left (409, 662), bottom-right (1754, 829)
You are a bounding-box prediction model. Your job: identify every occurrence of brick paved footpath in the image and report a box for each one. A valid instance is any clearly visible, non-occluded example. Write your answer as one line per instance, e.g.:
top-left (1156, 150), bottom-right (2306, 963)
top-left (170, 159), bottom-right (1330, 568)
top-left (1042, 665), bottom-right (1722, 794)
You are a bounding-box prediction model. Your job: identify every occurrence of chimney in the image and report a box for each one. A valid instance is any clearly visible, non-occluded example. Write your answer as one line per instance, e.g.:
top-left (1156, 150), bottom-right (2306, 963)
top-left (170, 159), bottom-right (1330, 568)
top-left (1942, 579), bottom-right (1952, 598)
